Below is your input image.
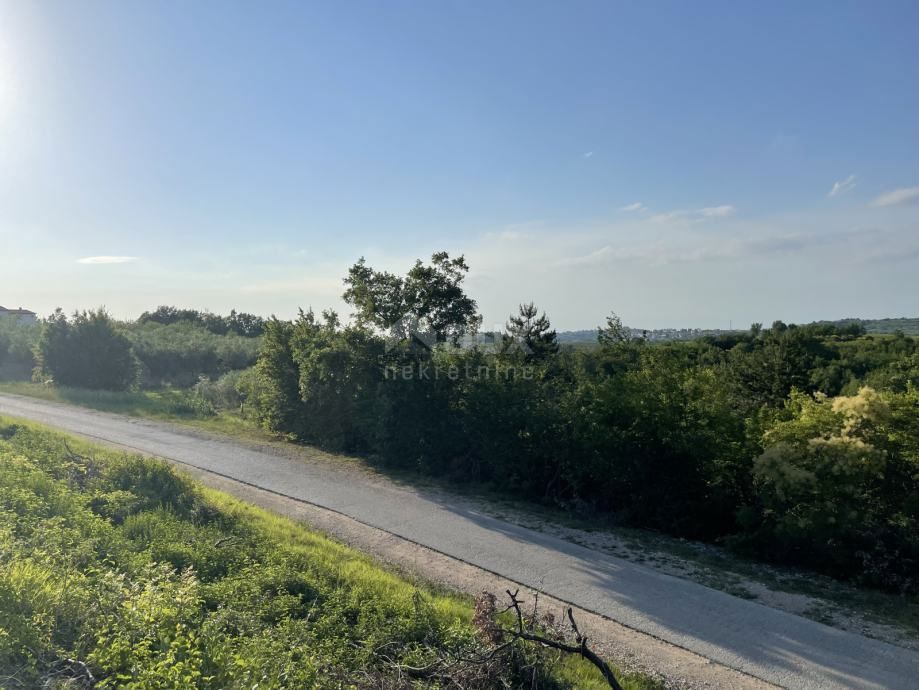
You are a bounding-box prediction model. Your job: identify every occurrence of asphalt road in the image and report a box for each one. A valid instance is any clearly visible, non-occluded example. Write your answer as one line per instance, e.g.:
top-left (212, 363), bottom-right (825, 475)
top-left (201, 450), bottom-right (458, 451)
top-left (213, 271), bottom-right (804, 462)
top-left (2, 392), bottom-right (917, 690)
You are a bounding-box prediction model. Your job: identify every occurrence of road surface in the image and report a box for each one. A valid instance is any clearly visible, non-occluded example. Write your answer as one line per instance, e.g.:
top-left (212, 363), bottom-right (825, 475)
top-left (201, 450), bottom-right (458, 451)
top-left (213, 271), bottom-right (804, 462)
top-left (1, 392), bottom-right (917, 690)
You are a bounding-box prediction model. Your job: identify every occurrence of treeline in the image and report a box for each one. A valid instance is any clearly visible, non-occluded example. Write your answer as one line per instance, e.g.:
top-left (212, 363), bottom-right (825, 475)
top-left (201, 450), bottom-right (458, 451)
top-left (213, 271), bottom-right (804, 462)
top-left (138, 305), bottom-right (266, 337)
top-left (238, 253), bottom-right (919, 592)
top-left (4, 258), bottom-right (918, 592)
top-left (819, 316), bottom-right (919, 336)
top-left (2, 308), bottom-right (261, 390)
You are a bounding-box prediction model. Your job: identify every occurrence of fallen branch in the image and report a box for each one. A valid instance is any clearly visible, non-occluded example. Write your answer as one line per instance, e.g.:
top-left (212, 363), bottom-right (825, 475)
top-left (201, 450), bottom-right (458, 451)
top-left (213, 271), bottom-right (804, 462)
top-left (503, 589), bottom-right (624, 690)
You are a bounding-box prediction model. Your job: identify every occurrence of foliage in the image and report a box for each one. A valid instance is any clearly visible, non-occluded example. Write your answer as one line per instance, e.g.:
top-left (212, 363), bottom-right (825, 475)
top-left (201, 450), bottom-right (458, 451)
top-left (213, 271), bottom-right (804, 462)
top-left (0, 421), bottom-right (637, 689)
top-left (138, 306), bottom-right (266, 337)
top-left (290, 310), bottom-right (383, 451)
top-left (3, 310), bottom-right (261, 390)
top-left (240, 318), bottom-right (303, 435)
top-left (11, 254), bottom-right (919, 594)
top-left (241, 254), bottom-right (919, 592)
top-left (343, 252), bottom-right (481, 343)
top-left (504, 303), bottom-right (559, 362)
top-left (735, 387), bottom-right (919, 589)
top-left (726, 322), bottom-right (840, 410)
top-left (127, 321), bottom-right (259, 388)
top-left (192, 370), bottom-right (247, 411)
top-left (34, 309), bottom-right (140, 391)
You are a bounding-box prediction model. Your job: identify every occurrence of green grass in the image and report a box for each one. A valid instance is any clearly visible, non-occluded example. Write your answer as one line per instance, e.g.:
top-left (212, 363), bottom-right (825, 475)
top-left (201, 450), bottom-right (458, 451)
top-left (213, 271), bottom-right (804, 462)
top-left (0, 416), bottom-right (660, 690)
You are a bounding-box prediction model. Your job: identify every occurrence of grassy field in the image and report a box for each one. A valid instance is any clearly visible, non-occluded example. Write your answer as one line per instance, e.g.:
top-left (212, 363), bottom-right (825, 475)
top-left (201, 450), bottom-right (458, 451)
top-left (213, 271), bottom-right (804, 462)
top-left (0, 416), bottom-right (658, 689)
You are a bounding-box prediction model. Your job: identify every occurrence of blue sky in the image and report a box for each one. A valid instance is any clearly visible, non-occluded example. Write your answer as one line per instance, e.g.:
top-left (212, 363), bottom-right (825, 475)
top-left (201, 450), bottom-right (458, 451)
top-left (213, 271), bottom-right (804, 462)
top-left (2, 0), bottom-right (918, 330)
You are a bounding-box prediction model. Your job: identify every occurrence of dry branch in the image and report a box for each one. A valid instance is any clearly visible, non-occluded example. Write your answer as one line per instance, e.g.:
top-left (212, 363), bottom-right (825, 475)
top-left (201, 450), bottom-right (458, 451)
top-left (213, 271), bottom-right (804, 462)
top-left (502, 589), bottom-right (624, 690)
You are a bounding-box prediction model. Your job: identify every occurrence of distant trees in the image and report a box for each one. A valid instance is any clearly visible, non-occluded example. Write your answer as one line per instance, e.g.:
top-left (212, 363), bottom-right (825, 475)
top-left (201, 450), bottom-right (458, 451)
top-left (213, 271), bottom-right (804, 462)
top-left (35, 309), bottom-right (139, 390)
top-left (14, 308), bottom-right (261, 390)
top-left (128, 321), bottom-right (260, 387)
top-left (138, 306), bottom-right (266, 337)
top-left (727, 324), bottom-right (838, 410)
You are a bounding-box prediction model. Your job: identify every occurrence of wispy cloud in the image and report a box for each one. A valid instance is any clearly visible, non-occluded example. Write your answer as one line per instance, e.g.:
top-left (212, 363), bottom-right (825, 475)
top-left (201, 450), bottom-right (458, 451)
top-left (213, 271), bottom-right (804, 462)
top-left (651, 205), bottom-right (735, 223)
top-left (828, 174), bottom-right (857, 197)
top-left (77, 256), bottom-right (138, 265)
top-left (699, 205), bottom-right (735, 218)
top-left (620, 202), bottom-right (647, 212)
top-left (871, 186), bottom-right (919, 207)
top-left (650, 210), bottom-right (687, 223)
top-left (582, 151), bottom-right (594, 159)
top-left (558, 227), bottom-right (886, 269)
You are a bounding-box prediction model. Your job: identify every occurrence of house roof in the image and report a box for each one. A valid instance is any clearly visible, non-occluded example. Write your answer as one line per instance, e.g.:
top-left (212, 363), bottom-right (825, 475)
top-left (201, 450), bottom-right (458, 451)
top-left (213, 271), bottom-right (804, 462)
top-left (0, 306), bottom-right (36, 315)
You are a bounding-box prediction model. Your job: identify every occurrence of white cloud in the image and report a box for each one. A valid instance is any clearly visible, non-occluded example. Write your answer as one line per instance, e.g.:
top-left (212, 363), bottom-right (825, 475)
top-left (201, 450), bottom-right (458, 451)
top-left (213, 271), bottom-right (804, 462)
top-left (650, 210), bottom-right (687, 223)
top-left (77, 256), bottom-right (138, 265)
top-left (651, 205), bottom-right (735, 223)
top-left (828, 174), bottom-right (857, 197)
top-left (699, 205), bottom-right (735, 218)
top-left (871, 186), bottom-right (919, 207)
top-left (582, 151), bottom-right (594, 158)
top-left (621, 202), bottom-right (647, 212)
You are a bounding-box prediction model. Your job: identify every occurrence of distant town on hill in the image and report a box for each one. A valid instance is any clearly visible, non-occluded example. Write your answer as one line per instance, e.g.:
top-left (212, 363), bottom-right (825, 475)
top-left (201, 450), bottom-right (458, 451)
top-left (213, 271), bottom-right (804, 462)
top-left (557, 317), bottom-right (919, 343)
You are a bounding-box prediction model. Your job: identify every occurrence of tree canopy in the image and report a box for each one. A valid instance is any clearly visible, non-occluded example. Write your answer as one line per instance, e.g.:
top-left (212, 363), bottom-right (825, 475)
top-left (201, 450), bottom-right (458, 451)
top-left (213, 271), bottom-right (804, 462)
top-left (343, 252), bottom-right (481, 344)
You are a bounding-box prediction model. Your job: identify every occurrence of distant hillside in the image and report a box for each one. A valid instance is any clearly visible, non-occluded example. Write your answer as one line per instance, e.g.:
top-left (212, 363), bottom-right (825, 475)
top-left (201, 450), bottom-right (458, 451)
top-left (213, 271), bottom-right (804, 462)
top-left (557, 317), bottom-right (919, 344)
top-left (817, 317), bottom-right (919, 335)
top-left (557, 327), bottom-right (740, 344)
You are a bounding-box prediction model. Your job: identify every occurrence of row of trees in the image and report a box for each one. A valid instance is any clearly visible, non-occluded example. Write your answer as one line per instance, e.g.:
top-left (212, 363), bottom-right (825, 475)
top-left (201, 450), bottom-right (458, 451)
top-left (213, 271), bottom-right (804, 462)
top-left (24, 308), bottom-right (262, 389)
top-left (239, 252), bottom-right (919, 592)
top-left (138, 306), bottom-right (266, 337)
top-left (7, 254), bottom-right (918, 591)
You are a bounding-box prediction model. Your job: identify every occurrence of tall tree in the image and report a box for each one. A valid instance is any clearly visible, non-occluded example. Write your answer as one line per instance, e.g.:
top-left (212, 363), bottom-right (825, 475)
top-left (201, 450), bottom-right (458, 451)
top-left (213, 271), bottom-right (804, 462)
top-left (504, 302), bottom-right (558, 361)
top-left (597, 311), bottom-right (631, 348)
top-left (249, 318), bottom-right (302, 434)
top-left (342, 252), bottom-right (481, 344)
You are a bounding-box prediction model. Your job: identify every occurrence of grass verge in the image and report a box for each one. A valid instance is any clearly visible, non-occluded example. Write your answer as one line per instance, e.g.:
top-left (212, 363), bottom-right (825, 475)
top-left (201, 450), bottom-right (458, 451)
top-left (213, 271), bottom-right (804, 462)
top-left (0, 381), bottom-right (275, 443)
top-left (0, 415), bottom-right (660, 689)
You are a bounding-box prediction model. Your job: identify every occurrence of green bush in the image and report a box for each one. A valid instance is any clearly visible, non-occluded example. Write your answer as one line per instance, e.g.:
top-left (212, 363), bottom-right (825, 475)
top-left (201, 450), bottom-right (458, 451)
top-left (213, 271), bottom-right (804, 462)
top-left (0, 318), bottom-right (40, 379)
top-left (192, 370), bottom-right (248, 411)
top-left (735, 387), bottom-right (919, 590)
top-left (34, 309), bottom-right (139, 391)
